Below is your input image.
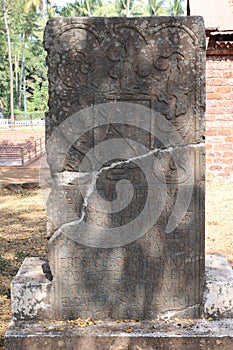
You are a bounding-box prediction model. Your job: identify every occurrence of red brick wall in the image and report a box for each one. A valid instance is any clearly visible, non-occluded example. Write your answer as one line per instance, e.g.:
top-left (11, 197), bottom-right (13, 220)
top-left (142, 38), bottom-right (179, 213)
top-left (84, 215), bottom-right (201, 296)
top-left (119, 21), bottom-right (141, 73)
top-left (206, 55), bottom-right (233, 181)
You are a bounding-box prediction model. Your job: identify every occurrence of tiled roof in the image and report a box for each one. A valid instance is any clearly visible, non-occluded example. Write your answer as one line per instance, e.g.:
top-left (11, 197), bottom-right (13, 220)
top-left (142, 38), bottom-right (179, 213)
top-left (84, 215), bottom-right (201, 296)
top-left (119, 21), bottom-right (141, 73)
top-left (189, 0), bottom-right (233, 31)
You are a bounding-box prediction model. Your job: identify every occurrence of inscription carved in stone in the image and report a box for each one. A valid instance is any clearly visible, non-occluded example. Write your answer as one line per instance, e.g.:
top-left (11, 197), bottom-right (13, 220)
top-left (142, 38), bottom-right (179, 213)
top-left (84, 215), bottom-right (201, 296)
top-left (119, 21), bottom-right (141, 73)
top-left (44, 17), bottom-right (205, 320)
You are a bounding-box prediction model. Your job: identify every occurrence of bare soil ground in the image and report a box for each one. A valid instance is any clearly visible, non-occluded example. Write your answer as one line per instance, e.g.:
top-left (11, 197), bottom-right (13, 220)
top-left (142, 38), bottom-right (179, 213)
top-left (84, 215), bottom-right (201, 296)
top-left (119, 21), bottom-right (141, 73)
top-left (205, 182), bottom-right (233, 266)
top-left (0, 187), bottom-right (47, 349)
top-left (0, 181), bottom-right (232, 349)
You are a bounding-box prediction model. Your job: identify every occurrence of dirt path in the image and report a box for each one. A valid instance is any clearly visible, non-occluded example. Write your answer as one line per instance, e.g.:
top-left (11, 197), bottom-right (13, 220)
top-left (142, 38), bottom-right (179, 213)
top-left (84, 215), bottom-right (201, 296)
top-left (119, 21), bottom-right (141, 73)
top-left (0, 153), bottom-right (49, 186)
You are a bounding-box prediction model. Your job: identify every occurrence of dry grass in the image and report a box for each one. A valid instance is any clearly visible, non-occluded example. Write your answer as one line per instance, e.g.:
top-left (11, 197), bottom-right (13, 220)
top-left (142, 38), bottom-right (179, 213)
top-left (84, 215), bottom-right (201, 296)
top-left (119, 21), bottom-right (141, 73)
top-left (0, 181), bottom-right (232, 349)
top-left (0, 187), bottom-right (47, 349)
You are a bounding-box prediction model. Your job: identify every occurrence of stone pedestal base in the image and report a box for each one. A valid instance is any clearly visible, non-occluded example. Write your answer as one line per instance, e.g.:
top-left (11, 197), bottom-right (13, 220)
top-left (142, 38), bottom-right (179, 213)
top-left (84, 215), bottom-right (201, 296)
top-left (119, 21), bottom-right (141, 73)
top-left (5, 319), bottom-right (233, 350)
top-left (5, 254), bottom-right (233, 349)
top-left (10, 257), bottom-right (54, 321)
top-left (202, 255), bottom-right (233, 318)
top-left (10, 255), bottom-right (233, 322)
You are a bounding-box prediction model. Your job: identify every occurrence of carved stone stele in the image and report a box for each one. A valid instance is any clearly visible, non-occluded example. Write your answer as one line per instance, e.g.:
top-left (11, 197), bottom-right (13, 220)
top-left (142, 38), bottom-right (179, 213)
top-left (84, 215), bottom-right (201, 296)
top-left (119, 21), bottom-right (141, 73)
top-left (44, 17), bottom-right (206, 320)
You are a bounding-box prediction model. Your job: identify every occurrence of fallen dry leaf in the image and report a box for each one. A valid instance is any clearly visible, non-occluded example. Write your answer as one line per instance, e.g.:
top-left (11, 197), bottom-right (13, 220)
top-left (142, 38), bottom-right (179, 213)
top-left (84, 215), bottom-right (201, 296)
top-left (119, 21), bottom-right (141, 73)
top-left (126, 328), bottom-right (133, 333)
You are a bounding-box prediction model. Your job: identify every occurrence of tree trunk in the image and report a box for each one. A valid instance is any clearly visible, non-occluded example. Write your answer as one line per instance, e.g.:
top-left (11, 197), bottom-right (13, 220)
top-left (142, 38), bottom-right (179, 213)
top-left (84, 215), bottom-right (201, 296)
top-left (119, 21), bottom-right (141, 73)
top-left (126, 0), bottom-right (130, 16)
top-left (2, 0), bottom-right (14, 123)
top-left (15, 53), bottom-right (19, 108)
top-left (23, 72), bottom-right (27, 121)
top-left (19, 48), bottom-right (25, 110)
top-left (86, 0), bottom-right (92, 16)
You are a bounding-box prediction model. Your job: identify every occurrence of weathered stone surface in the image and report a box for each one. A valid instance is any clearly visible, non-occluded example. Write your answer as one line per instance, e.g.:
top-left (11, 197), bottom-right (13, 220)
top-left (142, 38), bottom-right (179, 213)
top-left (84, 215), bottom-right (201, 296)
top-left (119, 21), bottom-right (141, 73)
top-left (202, 254), bottom-right (233, 318)
top-left (7, 256), bottom-right (233, 348)
top-left (12, 255), bottom-right (233, 323)
top-left (11, 258), bottom-right (54, 321)
top-left (5, 319), bottom-right (233, 350)
top-left (44, 17), bottom-right (206, 142)
top-left (43, 17), bottom-right (206, 320)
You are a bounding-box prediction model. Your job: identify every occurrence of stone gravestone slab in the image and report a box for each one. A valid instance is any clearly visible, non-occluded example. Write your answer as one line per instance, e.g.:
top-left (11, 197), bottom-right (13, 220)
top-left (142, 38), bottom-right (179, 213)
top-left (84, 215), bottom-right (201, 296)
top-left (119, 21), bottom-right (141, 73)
top-left (43, 17), bottom-right (205, 320)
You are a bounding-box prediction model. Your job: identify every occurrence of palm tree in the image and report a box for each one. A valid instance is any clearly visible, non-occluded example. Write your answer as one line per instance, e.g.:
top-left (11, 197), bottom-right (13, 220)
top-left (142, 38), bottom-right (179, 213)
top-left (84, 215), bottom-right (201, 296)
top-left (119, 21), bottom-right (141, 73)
top-left (1, 0), bottom-right (14, 122)
top-left (93, 1), bottom-right (118, 16)
top-left (115, 0), bottom-right (146, 17)
top-left (24, 0), bottom-right (43, 12)
top-left (21, 0), bottom-right (52, 119)
top-left (57, 0), bottom-right (103, 17)
top-left (168, 0), bottom-right (184, 15)
top-left (24, 0), bottom-right (53, 17)
top-left (148, 0), bottom-right (166, 16)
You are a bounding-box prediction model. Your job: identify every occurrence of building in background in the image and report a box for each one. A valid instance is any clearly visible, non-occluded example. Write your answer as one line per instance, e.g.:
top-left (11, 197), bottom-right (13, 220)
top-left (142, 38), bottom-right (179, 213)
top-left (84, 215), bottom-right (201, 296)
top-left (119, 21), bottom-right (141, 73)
top-left (189, 0), bottom-right (233, 181)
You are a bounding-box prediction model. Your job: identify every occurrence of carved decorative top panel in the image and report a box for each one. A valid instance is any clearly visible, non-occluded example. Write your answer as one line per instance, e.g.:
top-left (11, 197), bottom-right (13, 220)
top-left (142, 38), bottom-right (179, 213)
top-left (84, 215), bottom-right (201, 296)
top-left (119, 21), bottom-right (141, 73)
top-left (44, 17), bottom-right (205, 142)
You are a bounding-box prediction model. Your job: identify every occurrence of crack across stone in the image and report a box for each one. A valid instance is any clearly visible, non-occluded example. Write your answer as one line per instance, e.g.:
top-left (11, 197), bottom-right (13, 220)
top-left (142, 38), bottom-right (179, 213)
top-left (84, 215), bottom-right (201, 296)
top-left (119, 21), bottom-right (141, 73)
top-left (50, 142), bottom-right (204, 242)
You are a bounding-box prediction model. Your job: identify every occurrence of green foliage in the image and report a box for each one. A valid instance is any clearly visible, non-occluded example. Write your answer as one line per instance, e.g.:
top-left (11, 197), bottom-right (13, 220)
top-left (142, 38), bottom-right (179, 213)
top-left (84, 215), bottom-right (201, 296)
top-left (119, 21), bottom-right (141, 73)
top-left (55, 0), bottom-right (186, 17)
top-left (0, 0), bottom-right (186, 119)
top-left (0, 0), bottom-right (48, 118)
top-left (115, 0), bottom-right (148, 16)
top-left (27, 81), bottom-right (48, 112)
top-left (94, 1), bottom-right (118, 16)
top-left (55, 0), bottom-right (104, 17)
top-left (168, 0), bottom-right (185, 15)
top-left (0, 24), bottom-right (9, 114)
top-left (148, 0), bottom-right (167, 16)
